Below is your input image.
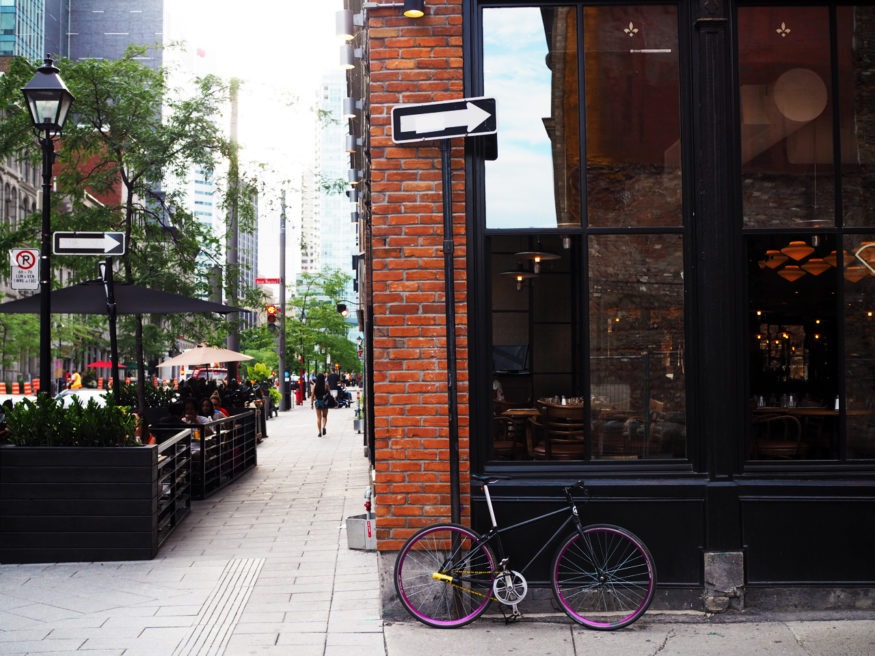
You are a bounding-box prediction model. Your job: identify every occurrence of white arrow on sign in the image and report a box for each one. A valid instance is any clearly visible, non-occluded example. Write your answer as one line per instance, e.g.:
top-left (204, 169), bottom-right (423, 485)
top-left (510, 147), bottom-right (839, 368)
top-left (392, 97), bottom-right (496, 143)
top-left (53, 232), bottom-right (126, 255)
top-left (399, 102), bottom-right (492, 136)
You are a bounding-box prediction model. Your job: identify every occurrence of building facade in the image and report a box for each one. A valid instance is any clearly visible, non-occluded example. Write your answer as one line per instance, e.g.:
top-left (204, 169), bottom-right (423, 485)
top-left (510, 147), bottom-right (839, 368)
top-left (46, 0), bottom-right (164, 67)
top-left (347, 0), bottom-right (875, 611)
top-left (1, 0), bottom-right (43, 60)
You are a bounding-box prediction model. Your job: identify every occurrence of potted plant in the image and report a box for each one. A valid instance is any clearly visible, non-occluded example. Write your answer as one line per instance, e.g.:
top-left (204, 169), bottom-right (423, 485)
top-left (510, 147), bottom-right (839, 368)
top-left (0, 394), bottom-right (192, 564)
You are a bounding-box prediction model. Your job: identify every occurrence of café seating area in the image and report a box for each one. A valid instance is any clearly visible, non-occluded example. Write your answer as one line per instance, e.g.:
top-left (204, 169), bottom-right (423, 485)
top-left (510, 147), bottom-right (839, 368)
top-left (492, 396), bottom-right (687, 461)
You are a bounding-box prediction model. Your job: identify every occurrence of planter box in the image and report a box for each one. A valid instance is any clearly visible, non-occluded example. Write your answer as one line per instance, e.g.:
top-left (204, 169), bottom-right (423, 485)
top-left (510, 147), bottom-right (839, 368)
top-left (0, 431), bottom-right (191, 564)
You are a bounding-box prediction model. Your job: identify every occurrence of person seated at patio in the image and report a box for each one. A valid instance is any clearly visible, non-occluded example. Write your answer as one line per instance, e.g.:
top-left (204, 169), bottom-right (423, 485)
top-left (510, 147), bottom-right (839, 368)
top-left (199, 396), bottom-right (224, 421)
top-left (182, 398), bottom-right (214, 436)
top-left (211, 392), bottom-right (231, 417)
top-left (69, 371), bottom-right (82, 389)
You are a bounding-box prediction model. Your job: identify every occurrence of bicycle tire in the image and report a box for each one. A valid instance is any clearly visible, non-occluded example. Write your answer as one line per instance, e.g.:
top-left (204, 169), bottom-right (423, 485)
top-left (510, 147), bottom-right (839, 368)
top-left (551, 523), bottom-right (656, 630)
top-left (394, 523), bottom-right (496, 628)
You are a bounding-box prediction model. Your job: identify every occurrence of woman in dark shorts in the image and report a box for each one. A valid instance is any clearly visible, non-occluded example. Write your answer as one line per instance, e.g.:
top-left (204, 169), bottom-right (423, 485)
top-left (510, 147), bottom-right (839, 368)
top-left (311, 373), bottom-right (329, 437)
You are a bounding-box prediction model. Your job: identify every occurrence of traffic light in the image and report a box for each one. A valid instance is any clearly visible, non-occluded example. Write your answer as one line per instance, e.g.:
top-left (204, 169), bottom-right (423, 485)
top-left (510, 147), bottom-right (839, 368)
top-left (266, 305), bottom-right (278, 331)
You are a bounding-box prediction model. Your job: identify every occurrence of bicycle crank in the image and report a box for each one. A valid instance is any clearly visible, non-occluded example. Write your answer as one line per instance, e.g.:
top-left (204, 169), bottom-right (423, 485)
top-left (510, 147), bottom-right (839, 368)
top-left (493, 570), bottom-right (528, 605)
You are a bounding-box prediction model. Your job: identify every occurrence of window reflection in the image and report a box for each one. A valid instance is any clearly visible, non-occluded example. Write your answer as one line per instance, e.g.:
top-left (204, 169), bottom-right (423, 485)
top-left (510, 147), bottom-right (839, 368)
top-left (584, 5), bottom-right (682, 228)
top-left (838, 6), bottom-right (875, 227)
top-left (844, 235), bottom-right (875, 458)
top-left (739, 6), bottom-right (835, 229)
top-left (589, 234), bottom-right (686, 459)
top-left (484, 7), bottom-right (579, 229)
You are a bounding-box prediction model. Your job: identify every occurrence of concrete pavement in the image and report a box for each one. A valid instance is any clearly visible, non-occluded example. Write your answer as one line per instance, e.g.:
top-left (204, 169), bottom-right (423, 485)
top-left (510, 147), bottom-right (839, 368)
top-left (0, 398), bottom-right (873, 655)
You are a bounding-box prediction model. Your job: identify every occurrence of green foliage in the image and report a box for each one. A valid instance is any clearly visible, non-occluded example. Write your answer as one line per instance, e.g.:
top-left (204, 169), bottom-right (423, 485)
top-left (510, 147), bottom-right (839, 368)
top-left (114, 381), bottom-right (178, 409)
top-left (282, 270), bottom-right (362, 376)
top-left (0, 50), bottom-right (256, 378)
top-left (246, 361), bottom-right (274, 383)
top-left (5, 395), bottom-right (138, 447)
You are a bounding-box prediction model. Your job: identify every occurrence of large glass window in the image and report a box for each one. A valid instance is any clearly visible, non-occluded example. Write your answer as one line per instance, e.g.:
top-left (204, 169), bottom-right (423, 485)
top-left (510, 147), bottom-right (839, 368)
top-left (484, 7), bottom-right (580, 229)
top-left (484, 4), bottom-right (684, 463)
top-left (741, 6), bottom-right (875, 461)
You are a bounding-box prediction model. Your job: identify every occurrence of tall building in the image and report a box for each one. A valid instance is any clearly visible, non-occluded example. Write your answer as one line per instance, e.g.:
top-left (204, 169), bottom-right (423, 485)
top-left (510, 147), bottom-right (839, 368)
top-left (45, 0), bottom-right (164, 67)
top-left (0, 0), bottom-right (44, 60)
top-left (315, 72), bottom-right (358, 303)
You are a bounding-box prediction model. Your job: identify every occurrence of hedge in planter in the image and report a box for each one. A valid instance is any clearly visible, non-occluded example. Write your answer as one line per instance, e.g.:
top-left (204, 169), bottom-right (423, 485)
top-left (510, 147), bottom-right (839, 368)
top-left (0, 395), bottom-right (189, 563)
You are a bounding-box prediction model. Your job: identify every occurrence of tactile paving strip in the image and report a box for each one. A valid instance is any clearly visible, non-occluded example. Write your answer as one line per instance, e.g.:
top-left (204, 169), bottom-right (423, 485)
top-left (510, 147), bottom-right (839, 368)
top-left (172, 557), bottom-right (265, 656)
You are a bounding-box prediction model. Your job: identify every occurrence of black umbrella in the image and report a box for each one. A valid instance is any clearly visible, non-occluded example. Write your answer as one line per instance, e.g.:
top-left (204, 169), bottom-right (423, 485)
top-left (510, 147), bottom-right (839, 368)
top-left (0, 280), bottom-right (242, 315)
top-left (0, 276), bottom-right (244, 398)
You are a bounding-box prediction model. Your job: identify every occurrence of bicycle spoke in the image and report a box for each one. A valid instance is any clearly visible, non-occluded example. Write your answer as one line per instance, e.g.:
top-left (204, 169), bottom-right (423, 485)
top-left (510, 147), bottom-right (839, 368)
top-left (552, 525), bottom-right (655, 630)
top-left (394, 524), bottom-right (496, 628)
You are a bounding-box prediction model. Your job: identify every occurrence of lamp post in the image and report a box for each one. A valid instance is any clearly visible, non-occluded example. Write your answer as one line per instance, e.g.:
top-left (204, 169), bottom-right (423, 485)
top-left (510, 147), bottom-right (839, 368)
top-left (21, 56), bottom-right (75, 396)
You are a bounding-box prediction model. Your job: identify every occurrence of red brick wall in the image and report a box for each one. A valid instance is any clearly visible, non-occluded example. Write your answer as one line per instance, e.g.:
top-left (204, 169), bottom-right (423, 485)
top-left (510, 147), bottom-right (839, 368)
top-left (367, 0), bottom-right (469, 551)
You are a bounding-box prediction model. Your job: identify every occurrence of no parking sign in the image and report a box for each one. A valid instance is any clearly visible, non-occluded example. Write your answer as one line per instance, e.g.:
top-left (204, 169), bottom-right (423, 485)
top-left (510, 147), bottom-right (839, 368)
top-left (10, 248), bottom-right (39, 290)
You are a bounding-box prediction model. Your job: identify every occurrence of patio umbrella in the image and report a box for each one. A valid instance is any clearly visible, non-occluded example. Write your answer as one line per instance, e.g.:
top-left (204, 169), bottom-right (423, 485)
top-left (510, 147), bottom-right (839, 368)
top-left (0, 278), bottom-right (245, 398)
top-left (86, 360), bottom-right (126, 369)
top-left (158, 345), bottom-right (253, 368)
top-left (0, 280), bottom-right (243, 315)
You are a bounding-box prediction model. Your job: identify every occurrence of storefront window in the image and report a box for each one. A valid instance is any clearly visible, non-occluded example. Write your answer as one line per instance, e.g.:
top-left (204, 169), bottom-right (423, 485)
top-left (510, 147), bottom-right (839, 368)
top-left (838, 6), bottom-right (875, 227)
top-left (739, 6), bottom-right (834, 230)
top-left (484, 7), bottom-right (580, 229)
top-left (844, 235), bottom-right (875, 458)
top-left (589, 235), bottom-right (686, 459)
top-left (741, 6), bottom-right (875, 461)
top-left (746, 233), bottom-right (840, 459)
top-left (584, 5), bottom-right (682, 228)
top-left (484, 4), bottom-right (684, 462)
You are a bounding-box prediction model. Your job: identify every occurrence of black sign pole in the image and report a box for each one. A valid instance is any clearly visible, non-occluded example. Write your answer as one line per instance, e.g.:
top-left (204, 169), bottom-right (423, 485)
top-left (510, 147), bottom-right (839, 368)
top-left (99, 259), bottom-right (121, 403)
top-left (440, 139), bottom-right (462, 525)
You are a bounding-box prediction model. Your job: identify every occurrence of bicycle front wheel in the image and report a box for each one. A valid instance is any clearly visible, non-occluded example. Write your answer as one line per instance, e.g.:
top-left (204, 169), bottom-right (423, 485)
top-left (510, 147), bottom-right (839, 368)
top-left (394, 523), bottom-right (496, 628)
top-left (551, 524), bottom-right (656, 630)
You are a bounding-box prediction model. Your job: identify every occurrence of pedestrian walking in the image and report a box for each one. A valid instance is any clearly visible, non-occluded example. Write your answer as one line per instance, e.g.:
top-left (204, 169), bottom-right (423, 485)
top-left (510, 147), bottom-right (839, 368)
top-left (311, 373), bottom-right (330, 437)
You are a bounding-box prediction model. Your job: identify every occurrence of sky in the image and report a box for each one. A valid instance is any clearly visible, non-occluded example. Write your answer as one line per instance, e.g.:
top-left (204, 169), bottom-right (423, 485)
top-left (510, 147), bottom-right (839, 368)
top-left (166, 0), bottom-right (344, 161)
top-left (164, 0), bottom-right (348, 277)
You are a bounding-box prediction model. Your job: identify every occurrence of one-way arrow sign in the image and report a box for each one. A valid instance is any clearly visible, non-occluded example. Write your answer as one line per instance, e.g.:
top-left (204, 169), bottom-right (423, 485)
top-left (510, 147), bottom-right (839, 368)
top-left (53, 231), bottom-right (126, 256)
top-left (392, 97), bottom-right (497, 144)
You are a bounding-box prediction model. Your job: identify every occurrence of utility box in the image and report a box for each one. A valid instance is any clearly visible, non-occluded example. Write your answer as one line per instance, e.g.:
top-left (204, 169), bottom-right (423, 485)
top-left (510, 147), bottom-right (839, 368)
top-left (346, 512), bottom-right (377, 550)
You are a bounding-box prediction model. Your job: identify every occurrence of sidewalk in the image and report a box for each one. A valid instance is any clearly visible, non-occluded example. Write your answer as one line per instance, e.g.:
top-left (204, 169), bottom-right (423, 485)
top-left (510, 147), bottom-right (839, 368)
top-left (0, 401), bottom-right (382, 656)
top-left (0, 401), bottom-right (873, 656)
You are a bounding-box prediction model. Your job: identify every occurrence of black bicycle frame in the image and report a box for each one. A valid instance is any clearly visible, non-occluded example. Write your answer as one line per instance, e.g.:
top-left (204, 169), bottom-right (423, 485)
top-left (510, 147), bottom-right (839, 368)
top-left (463, 485), bottom-right (586, 580)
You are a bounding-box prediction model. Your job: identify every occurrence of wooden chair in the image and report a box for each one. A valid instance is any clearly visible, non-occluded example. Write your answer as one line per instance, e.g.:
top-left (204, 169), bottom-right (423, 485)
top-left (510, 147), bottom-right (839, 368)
top-left (751, 414), bottom-right (806, 459)
top-left (528, 405), bottom-right (586, 460)
top-left (492, 415), bottom-right (525, 459)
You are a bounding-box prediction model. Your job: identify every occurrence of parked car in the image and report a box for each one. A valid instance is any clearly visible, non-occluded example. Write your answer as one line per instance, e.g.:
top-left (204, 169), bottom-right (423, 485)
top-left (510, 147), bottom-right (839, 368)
top-left (191, 367), bottom-right (228, 382)
top-left (55, 388), bottom-right (110, 408)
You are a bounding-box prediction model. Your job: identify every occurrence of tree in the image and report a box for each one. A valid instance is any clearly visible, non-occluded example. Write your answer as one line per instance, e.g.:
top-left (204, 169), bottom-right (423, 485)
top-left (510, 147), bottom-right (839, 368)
top-left (0, 50), bottom-right (249, 410)
top-left (281, 270), bottom-right (360, 378)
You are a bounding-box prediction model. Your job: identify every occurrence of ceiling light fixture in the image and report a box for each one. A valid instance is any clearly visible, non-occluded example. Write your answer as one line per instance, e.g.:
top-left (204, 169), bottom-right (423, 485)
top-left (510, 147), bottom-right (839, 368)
top-left (776, 265), bottom-right (806, 282)
top-left (780, 240), bottom-right (814, 261)
top-left (500, 269), bottom-right (536, 292)
top-left (514, 250), bottom-right (559, 274)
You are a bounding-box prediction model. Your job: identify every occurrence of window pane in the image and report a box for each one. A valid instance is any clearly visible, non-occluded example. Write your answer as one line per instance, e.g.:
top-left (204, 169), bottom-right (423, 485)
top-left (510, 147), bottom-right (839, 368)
top-left (484, 7), bottom-right (580, 229)
top-left (746, 234), bottom-right (839, 460)
top-left (739, 6), bottom-right (835, 229)
top-left (584, 5), bottom-right (682, 228)
top-left (844, 235), bottom-right (875, 458)
top-left (589, 234), bottom-right (686, 459)
top-left (839, 6), bottom-right (875, 227)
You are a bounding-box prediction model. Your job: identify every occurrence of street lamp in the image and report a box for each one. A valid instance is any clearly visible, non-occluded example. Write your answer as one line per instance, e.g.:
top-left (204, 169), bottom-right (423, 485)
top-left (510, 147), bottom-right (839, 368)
top-left (22, 56), bottom-right (75, 396)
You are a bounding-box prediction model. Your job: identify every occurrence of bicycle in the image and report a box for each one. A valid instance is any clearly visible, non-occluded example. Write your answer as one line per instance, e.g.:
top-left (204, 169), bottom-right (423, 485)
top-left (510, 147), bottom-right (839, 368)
top-left (393, 474), bottom-right (656, 629)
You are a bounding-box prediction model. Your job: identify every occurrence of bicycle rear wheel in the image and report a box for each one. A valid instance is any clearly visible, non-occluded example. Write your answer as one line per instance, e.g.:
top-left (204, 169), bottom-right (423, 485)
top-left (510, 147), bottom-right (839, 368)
top-left (551, 524), bottom-right (656, 630)
top-left (394, 523), bottom-right (496, 628)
